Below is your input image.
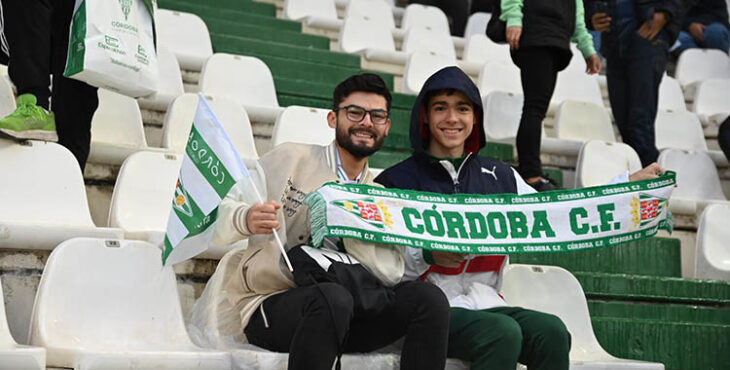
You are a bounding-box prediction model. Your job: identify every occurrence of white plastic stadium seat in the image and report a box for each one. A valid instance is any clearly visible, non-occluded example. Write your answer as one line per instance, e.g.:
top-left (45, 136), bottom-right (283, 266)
top-left (271, 106), bottom-right (334, 147)
top-left (401, 3), bottom-right (450, 33)
top-left (0, 73), bottom-right (15, 118)
top-left (575, 140), bottom-right (642, 188)
top-left (402, 50), bottom-right (458, 95)
top-left (156, 9), bottom-right (213, 71)
top-left (28, 238), bottom-right (231, 369)
top-left (675, 49), bottom-right (730, 92)
top-left (550, 71), bottom-right (604, 115)
top-left (402, 26), bottom-right (457, 60)
top-left (88, 89), bottom-right (148, 165)
top-left (695, 204), bottom-right (730, 280)
top-left (478, 62), bottom-right (522, 97)
top-left (657, 75), bottom-right (687, 113)
top-left (137, 46), bottom-right (185, 111)
top-left (464, 12), bottom-right (491, 39)
top-left (345, 0), bottom-right (396, 30)
top-left (199, 53), bottom-right (280, 117)
top-left (658, 148), bottom-right (728, 216)
top-left (463, 34), bottom-right (511, 65)
top-left (0, 281), bottom-right (45, 370)
top-left (692, 78), bottom-right (730, 125)
top-left (655, 110), bottom-right (707, 151)
top-left (0, 140), bottom-right (123, 249)
top-left (501, 264), bottom-right (665, 369)
top-left (161, 93), bottom-right (259, 158)
top-left (284, 0), bottom-right (338, 21)
top-left (554, 100), bottom-right (615, 142)
top-left (108, 152), bottom-right (264, 259)
top-left (339, 13), bottom-right (398, 56)
top-left (482, 91), bottom-right (523, 143)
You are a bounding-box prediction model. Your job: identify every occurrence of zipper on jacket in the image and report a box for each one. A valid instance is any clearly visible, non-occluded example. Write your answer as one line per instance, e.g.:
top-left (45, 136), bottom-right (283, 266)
top-left (438, 153), bottom-right (472, 193)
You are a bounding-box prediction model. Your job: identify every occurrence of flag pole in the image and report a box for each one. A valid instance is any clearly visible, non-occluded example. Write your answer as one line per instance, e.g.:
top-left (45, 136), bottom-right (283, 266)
top-left (246, 175), bottom-right (294, 272)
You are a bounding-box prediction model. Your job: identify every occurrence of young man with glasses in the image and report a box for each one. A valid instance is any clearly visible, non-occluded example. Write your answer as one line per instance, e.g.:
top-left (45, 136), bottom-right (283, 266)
top-left (213, 73), bottom-right (450, 370)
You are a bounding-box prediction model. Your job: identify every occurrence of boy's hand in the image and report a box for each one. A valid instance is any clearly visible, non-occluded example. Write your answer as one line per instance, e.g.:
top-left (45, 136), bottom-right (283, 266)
top-left (506, 26), bottom-right (522, 50)
top-left (585, 54), bottom-right (602, 74)
top-left (629, 163), bottom-right (665, 182)
top-left (638, 12), bottom-right (667, 40)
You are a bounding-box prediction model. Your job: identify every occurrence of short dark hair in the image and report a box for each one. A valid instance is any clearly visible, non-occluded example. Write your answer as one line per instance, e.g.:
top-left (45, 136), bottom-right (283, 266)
top-left (332, 73), bottom-right (392, 112)
top-left (423, 88), bottom-right (474, 109)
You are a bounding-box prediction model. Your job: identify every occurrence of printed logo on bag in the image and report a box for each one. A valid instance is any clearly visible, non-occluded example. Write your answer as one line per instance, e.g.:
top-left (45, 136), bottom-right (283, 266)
top-left (631, 194), bottom-right (667, 228)
top-left (136, 45), bottom-right (150, 65)
top-left (119, 0), bottom-right (133, 21)
top-left (331, 198), bottom-right (394, 230)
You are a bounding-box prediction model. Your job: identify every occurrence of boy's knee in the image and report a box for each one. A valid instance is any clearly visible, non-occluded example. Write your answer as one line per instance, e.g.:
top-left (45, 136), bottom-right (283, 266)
top-left (305, 283), bottom-right (354, 324)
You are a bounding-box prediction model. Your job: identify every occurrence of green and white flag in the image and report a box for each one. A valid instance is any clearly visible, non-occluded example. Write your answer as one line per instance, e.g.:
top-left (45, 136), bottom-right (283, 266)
top-left (305, 172), bottom-right (676, 255)
top-left (162, 94), bottom-right (249, 266)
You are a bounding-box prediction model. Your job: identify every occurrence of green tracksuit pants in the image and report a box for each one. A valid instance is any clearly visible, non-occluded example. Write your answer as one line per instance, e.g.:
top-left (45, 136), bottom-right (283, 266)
top-left (448, 306), bottom-right (571, 370)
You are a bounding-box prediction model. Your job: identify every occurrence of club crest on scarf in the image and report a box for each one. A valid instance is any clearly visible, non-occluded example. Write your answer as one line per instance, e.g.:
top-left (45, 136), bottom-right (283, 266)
top-left (631, 194), bottom-right (668, 228)
top-left (331, 198), bottom-right (394, 230)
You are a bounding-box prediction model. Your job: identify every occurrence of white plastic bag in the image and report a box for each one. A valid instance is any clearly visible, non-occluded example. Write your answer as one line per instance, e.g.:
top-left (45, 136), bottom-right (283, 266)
top-left (64, 0), bottom-right (158, 97)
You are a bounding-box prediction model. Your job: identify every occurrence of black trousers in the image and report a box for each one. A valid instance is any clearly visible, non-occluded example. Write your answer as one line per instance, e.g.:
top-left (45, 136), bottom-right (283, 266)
top-left (2, 0), bottom-right (98, 170)
top-left (511, 46), bottom-right (567, 180)
top-left (245, 281), bottom-right (450, 370)
top-left (604, 31), bottom-right (669, 167)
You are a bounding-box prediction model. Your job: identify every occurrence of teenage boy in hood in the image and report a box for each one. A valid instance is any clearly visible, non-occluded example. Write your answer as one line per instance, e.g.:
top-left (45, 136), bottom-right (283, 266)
top-left (375, 66), bottom-right (663, 369)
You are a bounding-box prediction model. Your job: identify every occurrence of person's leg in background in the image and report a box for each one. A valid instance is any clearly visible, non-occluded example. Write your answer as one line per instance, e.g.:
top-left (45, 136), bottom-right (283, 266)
top-left (621, 32), bottom-right (668, 167)
top-left (718, 116), bottom-right (730, 161)
top-left (702, 23), bottom-right (730, 53)
top-left (0, 0), bottom-right (57, 141)
top-left (677, 30), bottom-right (700, 51)
top-left (511, 46), bottom-right (560, 190)
top-left (50, 0), bottom-right (98, 170)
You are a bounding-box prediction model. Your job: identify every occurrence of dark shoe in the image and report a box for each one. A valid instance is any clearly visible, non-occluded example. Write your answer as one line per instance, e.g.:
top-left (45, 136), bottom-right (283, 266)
top-left (528, 176), bottom-right (560, 192)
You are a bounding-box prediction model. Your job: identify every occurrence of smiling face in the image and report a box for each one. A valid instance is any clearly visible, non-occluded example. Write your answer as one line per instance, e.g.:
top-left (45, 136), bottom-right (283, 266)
top-left (425, 90), bottom-right (476, 158)
top-left (327, 91), bottom-right (391, 159)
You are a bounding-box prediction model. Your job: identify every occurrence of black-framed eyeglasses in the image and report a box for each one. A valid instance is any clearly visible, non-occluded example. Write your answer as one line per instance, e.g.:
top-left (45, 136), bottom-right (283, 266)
top-left (334, 105), bottom-right (389, 125)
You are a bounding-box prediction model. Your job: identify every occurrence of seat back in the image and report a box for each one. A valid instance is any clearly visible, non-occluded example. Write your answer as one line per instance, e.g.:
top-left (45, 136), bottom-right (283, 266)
top-left (695, 204), bottom-right (730, 280)
top-left (554, 100), bottom-right (615, 142)
top-left (658, 75), bottom-right (687, 112)
top-left (339, 14), bottom-right (396, 54)
top-left (692, 78), bottom-right (730, 119)
top-left (655, 110), bottom-right (707, 151)
top-left (575, 140), bottom-right (642, 188)
top-left (402, 26), bottom-right (456, 60)
top-left (402, 50), bottom-right (458, 95)
top-left (345, 0), bottom-right (395, 29)
top-left (552, 71), bottom-right (603, 110)
top-left (501, 264), bottom-right (612, 361)
top-left (271, 106), bottom-right (334, 147)
top-left (29, 238), bottom-right (192, 350)
top-left (284, 0), bottom-right (338, 21)
top-left (156, 9), bottom-right (213, 71)
top-left (401, 3), bottom-right (450, 33)
top-left (463, 34), bottom-right (511, 65)
top-left (658, 149), bottom-right (726, 201)
top-left (161, 93), bottom-right (259, 158)
top-left (478, 62), bottom-right (522, 96)
top-left (464, 12), bottom-right (491, 39)
top-left (199, 53), bottom-right (279, 108)
top-left (0, 140), bottom-right (93, 225)
top-left (108, 151), bottom-right (182, 234)
top-left (675, 49), bottom-right (730, 88)
top-left (482, 91), bottom-right (523, 141)
top-left (89, 89), bottom-right (147, 164)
